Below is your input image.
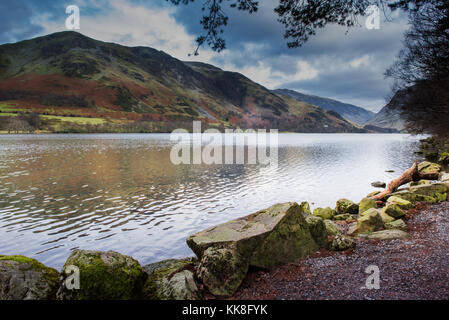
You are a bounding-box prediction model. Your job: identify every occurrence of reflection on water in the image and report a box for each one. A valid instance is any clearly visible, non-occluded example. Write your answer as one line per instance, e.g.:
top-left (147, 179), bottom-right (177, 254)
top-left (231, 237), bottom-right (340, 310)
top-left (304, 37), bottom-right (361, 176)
top-left (0, 133), bottom-right (423, 268)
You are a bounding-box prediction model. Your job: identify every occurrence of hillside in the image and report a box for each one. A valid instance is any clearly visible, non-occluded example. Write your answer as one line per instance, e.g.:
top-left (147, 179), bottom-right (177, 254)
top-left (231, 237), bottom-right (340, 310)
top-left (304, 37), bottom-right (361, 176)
top-left (274, 89), bottom-right (375, 124)
top-left (365, 90), bottom-right (407, 132)
top-left (0, 31), bottom-right (364, 133)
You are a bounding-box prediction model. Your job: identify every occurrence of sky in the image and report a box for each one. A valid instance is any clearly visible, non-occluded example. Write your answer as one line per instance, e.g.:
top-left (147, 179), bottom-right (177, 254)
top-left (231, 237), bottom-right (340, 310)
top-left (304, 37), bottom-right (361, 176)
top-left (0, 0), bottom-right (411, 112)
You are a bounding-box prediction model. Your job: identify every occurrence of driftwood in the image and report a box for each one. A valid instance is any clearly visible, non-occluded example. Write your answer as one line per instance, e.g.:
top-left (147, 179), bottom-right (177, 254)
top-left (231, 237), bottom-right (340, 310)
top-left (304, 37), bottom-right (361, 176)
top-left (372, 161), bottom-right (420, 201)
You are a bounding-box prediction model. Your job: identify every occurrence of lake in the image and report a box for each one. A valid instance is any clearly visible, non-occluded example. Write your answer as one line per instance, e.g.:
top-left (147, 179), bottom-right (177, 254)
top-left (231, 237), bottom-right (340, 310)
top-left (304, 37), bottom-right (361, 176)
top-left (0, 133), bottom-right (423, 269)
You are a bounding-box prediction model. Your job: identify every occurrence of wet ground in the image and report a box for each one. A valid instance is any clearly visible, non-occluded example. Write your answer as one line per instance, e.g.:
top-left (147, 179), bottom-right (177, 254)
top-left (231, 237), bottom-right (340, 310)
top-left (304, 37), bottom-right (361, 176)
top-left (232, 202), bottom-right (449, 300)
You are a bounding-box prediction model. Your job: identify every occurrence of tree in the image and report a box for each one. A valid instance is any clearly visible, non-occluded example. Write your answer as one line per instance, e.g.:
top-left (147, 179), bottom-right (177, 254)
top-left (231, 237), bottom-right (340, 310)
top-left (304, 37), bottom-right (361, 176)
top-left (20, 112), bottom-right (42, 131)
top-left (168, 0), bottom-right (429, 54)
top-left (385, 0), bottom-right (449, 137)
top-left (5, 117), bottom-right (33, 134)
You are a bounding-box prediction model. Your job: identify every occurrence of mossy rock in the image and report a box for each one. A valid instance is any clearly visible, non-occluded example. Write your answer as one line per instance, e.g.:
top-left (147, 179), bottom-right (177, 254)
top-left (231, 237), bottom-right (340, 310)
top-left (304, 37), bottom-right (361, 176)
top-left (359, 229), bottom-right (408, 241)
top-left (367, 191), bottom-right (381, 198)
top-left (329, 235), bottom-right (355, 251)
top-left (439, 153), bottom-right (449, 164)
top-left (333, 213), bottom-right (352, 221)
top-left (385, 219), bottom-right (407, 231)
top-left (143, 258), bottom-right (199, 300)
top-left (378, 208), bottom-right (396, 224)
top-left (299, 201), bottom-right (311, 215)
top-left (335, 199), bottom-right (359, 215)
top-left (386, 196), bottom-right (413, 210)
top-left (305, 216), bottom-right (328, 248)
top-left (323, 219), bottom-right (342, 237)
top-left (186, 202), bottom-right (321, 296)
top-left (359, 197), bottom-right (377, 214)
top-left (387, 191), bottom-right (437, 203)
top-left (409, 183), bottom-right (447, 197)
top-left (57, 250), bottom-right (146, 300)
top-left (356, 208), bottom-right (383, 234)
top-left (385, 204), bottom-right (405, 219)
top-left (187, 202), bottom-right (319, 270)
top-left (197, 246), bottom-right (248, 297)
top-left (0, 255), bottom-right (59, 300)
top-left (410, 180), bottom-right (432, 186)
top-left (313, 207), bottom-right (336, 220)
top-left (418, 161), bottom-right (441, 178)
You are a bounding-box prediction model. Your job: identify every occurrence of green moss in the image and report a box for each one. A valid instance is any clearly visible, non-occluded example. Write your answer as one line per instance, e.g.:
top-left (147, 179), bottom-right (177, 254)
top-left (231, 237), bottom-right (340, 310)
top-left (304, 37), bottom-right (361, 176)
top-left (305, 216), bottom-right (328, 248)
top-left (313, 207), bottom-right (336, 219)
top-left (359, 197), bottom-right (377, 214)
top-left (0, 255), bottom-right (60, 299)
top-left (60, 250), bottom-right (146, 300)
top-left (385, 204), bottom-right (405, 218)
top-left (0, 255), bottom-right (59, 283)
top-left (143, 259), bottom-right (193, 300)
top-left (299, 201), bottom-right (311, 215)
top-left (335, 198), bottom-right (359, 215)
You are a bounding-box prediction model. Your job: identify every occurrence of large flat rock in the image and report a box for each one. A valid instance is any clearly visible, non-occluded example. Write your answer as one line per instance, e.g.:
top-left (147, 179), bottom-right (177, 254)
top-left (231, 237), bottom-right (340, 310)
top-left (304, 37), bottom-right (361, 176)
top-left (187, 202), bottom-right (318, 268)
top-left (186, 202), bottom-right (322, 296)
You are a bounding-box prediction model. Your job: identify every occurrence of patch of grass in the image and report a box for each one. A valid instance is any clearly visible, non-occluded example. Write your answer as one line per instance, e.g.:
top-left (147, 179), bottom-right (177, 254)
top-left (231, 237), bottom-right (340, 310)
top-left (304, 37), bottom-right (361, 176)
top-left (0, 103), bottom-right (20, 112)
top-left (42, 115), bottom-right (106, 125)
top-left (0, 112), bottom-right (19, 117)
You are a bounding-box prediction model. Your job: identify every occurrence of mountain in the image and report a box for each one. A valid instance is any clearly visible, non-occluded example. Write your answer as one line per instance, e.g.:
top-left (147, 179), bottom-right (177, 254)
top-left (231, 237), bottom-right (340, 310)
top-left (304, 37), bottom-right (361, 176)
top-left (364, 90), bottom-right (407, 132)
top-left (273, 89), bottom-right (375, 124)
top-left (0, 31), bottom-right (364, 133)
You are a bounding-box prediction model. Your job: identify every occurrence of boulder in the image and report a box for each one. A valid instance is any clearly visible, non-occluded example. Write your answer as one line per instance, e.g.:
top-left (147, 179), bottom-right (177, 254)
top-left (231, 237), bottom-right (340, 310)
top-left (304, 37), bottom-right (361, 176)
top-left (186, 202), bottom-right (321, 296)
top-left (387, 191), bottom-right (437, 203)
top-left (386, 196), bottom-right (413, 210)
top-left (304, 216), bottom-right (328, 248)
top-left (385, 219), bottom-right (407, 231)
top-left (0, 255), bottom-right (59, 300)
top-left (57, 250), bottom-right (146, 300)
top-left (410, 180), bottom-right (432, 186)
top-left (378, 209), bottom-right (396, 224)
top-left (299, 201), bottom-right (311, 215)
top-left (367, 191), bottom-right (381, 198)
top-left (143, 259), bottom-right (199, 300)
top-left (384, 204), bottom-right (405, 219)
top-left (359, 229), bottom-right (408, 241)
top-left (371, 181), bottom-right (386, 188)
top-left (359, 197), bottom-right (378, 214)
top-left (333, 213), bottom-right (352, 221)
top-left (418, 161), bottom-right (441, 179)
top-left (409, 183), bottom-right (447, 198)
top-left (187, 203), bottom-right (319, 267)
top-left (438, 152), bottom-right (449, 165)
top-left (323, 220), bottom-right (342, 236)
top-left (335, 199), bottom-right (359, 215)
top-left (313, 207), bottom-right (336, 220)
top-left (197, 246), bottom-right (248, 297)
top-left (356, 208), bottom-right (383, 234)
top-left (329, 235), bottom-right (356, 251)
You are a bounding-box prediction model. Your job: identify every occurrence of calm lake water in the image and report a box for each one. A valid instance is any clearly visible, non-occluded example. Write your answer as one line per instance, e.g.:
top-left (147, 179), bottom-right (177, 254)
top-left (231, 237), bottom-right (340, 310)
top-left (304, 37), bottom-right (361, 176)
top-left (0, 133), bottom-right (423, 269)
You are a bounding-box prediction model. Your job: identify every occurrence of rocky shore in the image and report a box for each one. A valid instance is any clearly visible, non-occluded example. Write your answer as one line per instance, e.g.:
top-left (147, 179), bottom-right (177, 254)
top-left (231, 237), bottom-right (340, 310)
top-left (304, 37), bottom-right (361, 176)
top-left (1, 159), bottom-right (448, 300)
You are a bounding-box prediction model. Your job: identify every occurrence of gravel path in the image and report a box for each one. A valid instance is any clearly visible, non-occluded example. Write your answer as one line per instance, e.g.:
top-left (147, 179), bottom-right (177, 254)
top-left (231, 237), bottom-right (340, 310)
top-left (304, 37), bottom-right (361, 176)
top-left (231, 202), bottom-right (449, 300)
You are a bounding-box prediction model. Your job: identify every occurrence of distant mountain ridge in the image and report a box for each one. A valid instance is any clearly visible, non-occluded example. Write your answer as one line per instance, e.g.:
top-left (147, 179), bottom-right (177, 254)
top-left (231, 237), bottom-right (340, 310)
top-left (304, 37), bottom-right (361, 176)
top-left (0, 31), bottom-right (365, 133)
top-left (273, 89), bottom-right (375, 124)
top-left (365, 90), bottom-right (407, 132)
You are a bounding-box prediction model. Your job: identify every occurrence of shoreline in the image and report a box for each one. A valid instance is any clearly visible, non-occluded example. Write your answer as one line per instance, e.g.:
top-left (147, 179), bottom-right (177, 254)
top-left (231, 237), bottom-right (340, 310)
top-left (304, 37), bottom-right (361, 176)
top-left (1, 158), bottom-right (448, 300)
top-left (232, 201), bottom-right (449, 300)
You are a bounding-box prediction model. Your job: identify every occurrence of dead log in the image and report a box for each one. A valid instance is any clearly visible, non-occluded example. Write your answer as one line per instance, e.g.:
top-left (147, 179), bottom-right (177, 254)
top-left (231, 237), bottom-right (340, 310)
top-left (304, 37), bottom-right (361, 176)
top-left (372, 161), bottom-right (420, 201)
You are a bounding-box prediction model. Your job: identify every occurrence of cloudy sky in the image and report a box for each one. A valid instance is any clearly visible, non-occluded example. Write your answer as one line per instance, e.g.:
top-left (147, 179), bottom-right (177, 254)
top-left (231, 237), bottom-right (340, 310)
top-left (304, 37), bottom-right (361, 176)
top-left (0, 0), bottom-right (410, 112)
